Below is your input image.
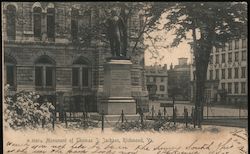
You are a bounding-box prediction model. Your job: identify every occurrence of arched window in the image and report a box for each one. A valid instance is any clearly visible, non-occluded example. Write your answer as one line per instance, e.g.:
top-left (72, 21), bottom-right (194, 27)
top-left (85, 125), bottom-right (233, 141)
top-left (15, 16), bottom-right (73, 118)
top-left (72, 57), bottom-right (91, 89)
top-left (6, 5), bottom-right (16, 40)
top-left (33, 7), bottom-right (42, 40)
top-left (47, 7), bottom-right (55, 41)
top-left (4, 56), bottom-right (16, 89)
top-left (35, 56), bottom-right (56, 89)
top-left (71, 8), bottom-right (79, 41)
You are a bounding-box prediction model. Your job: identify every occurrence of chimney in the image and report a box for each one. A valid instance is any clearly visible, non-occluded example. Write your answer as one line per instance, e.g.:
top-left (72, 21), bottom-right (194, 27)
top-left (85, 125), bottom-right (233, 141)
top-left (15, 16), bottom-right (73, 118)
top-left (178, 58), bottom-right (188, 65)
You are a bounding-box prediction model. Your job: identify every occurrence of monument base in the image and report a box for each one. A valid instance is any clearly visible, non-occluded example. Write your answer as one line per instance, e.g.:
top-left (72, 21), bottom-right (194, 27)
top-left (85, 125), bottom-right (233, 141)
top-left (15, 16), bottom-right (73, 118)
top-left (101, 97), bottom-right (136, 115)
top-left (101, 58), bottom-right (136, 115)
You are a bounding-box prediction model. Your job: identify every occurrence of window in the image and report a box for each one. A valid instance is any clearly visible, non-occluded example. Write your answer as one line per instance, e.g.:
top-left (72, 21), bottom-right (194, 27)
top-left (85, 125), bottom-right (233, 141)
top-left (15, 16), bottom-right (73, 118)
top-left (241, 67), bottom-right (246, 78)
top-left (221, 53), bottom-right (225, 63)
top-left (221, 83), bottom-right (225, 90)
top-left (35, 56), bottom-right (56, 89)
top-left (83, 10), bottom-right (92, 26)
top-left (228, 83), bottom-right (232, 94)
top-left (4, 56), bottom-right (16, 88)
top-left (33, 7), bottom-right (42, 39)
top-left (228, 68), bottom-right (232, 79)
top-left (228, 41), bottom-right (232, 50)
top-left (160, 85), bottom-right (165, 91)
top-left (45, 67), bottom-right (54, 86)
top-left (235, 39), bottom-right (239, 49)
top-left (234, 68), bottom-right (238, 79)
top-left (72, 57), bottom-right (91, 89)
top-left (83, 10), bottom-right (92, 45)
top-left (234, 52), bottom-right (239, 62)
top-left (160, 77), bottom-right (164, 82)
top-left (72, 68), bottom-right (79, 86)
top-left (6, 5), bottom-right (16, 40)
top-left (221, 69), bottom-right (225, 79)
top-left (153, 77), bottom-right (156, 82)
top-left (234, 82), bottom-right (239, 94)
top-left (228, 53), bottom-right (232, 62)
top-left (71, 8), bottom-right (79, 41)
top-left (150, 77), bottom-right (153, 82)
top-left (6, 65), bottom-right (15, 86)
top-left (215, 55), bottom-right (219, 64)
top-left (242, 39), bottom-right (246, 48)
top-left (82, 67), bottom-right (89, 86)
top-left (209, 70), bottom-right (213, 80)
top-left (222, 44), bottom-right (226, 51)
top-left (215, 69), bottom-right (219, 79)
top-left (35, 66), bottom-right (43, 86)
top-left (209, 55), bottom-right (213, 64)
top-left (47, 8), bottom-right (55, 41)
top-left (215, 47), bottom-right (219, 52)
top-left (146, 77), bottom-right (149, 83)
top-left (241, 82), bottom-right (246, 94)
top-left (242, 50), bottom-right (246, 61)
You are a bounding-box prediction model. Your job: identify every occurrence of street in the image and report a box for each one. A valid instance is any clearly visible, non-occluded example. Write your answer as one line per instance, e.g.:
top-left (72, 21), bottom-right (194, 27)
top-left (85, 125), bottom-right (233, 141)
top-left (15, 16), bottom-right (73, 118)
top-left (148, 101), bottom-right (248, 117)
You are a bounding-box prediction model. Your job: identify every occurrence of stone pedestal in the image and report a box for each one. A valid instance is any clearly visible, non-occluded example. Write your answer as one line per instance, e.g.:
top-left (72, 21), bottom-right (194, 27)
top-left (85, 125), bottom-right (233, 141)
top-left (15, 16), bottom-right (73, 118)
top-left (101, 59), bottom-right (136, 115)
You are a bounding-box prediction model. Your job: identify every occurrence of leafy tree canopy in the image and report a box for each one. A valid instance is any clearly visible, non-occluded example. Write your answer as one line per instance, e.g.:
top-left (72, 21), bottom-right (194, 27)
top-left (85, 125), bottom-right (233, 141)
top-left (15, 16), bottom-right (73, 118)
top-left (147, 2), bottom-right (247, 48)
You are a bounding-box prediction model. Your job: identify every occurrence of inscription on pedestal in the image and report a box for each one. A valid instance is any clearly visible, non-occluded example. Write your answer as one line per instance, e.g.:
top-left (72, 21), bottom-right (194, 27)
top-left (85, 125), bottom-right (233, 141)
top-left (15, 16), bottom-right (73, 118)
top-left (104, 61), bottom-right (132, 97)
top-left (102, 59), bottom-right (136, 115)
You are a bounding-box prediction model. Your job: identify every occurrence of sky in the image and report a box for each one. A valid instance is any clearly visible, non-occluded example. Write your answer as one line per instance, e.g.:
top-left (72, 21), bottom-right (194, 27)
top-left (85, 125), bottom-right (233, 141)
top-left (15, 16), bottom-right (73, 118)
top-left (144, 12), bottom-right (192, 69)
top-left (144, 39), bottom-right (191, 68)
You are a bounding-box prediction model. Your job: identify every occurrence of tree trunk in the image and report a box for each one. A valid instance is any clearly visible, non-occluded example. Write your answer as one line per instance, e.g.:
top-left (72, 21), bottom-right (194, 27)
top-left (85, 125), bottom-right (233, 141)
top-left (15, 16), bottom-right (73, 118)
top-left (195, 59), bottom-right (207, 127)
top-left (194, 39), bottom-right (213, 128)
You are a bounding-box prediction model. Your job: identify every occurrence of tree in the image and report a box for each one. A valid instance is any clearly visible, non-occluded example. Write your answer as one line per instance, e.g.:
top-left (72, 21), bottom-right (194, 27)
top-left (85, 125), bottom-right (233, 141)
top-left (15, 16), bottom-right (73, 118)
top-left (56, 2), bottom-right (155, 61)
top-left (4, 85), bottom-right (55, 130)
top-left (148, 2), bottom-right (247, 127)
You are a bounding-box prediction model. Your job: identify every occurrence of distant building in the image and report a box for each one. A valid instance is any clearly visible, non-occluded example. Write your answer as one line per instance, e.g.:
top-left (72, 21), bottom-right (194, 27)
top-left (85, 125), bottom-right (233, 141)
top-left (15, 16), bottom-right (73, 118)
top-left (190, 38), bottom-right (248, 105)
top-left (168, 58), bottom-right (191, 101)
top-left (145, 65), bottom-right (168, 100)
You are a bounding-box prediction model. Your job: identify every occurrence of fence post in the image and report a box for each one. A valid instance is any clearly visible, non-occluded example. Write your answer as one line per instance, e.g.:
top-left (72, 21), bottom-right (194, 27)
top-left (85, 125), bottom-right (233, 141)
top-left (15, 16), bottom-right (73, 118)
top-left (101, 110), bottom-right (104, 132)
top-left (65, 112), bottom-right (68, 128)
top-left (82, 111), bottom-right (84, 126)
top-left (239, 104), bottom-right (241, 119)
top-left (42, 117), bottom-right (45, 128)
top-left (151, 105), bottom-right (154, 119)
top-left (158, 110), bottom-right (162, 120)
top-left (191, 107), bottom-right (195, 128)
top-left (121, 110), bottom-right (124, 123)
top-left (173, 107), bottom-right (177, 125)
top-left (52, 112), bottom-right (55, 130)
top-left (184, 107), bottom-right (188, 128)
top-left (140, 112), bottom-right (144, 128)
top-left (163, 107), bottom-right (166, 117)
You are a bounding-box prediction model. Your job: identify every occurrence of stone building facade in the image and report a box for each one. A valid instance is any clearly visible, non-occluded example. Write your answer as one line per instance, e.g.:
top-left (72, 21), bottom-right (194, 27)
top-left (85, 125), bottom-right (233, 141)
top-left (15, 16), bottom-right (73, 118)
top-left (168, 58), bottom-right (191, 101)
top-left (190, 38), bottom-right (248, 106)
top-left (145, 65), bottom-right (168, 100)
top-left (2, 2), bottom-right (148, 113)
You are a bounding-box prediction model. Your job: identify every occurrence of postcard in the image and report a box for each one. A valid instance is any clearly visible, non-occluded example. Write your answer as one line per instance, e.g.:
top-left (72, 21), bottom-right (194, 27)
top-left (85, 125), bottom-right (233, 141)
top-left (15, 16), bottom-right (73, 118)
top-left (2, 2), bottom-right (248, 154)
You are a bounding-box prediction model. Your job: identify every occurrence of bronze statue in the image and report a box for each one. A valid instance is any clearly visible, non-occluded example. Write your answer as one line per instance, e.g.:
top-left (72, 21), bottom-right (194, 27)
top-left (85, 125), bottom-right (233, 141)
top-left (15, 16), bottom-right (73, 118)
top-left (106, 9), bottom-right (127, 58)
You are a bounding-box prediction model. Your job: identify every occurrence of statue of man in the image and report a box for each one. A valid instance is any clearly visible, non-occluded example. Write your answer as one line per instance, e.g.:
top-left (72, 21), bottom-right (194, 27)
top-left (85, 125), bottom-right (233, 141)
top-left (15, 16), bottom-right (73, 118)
top-left (106, 9), bottom-right (127, 57)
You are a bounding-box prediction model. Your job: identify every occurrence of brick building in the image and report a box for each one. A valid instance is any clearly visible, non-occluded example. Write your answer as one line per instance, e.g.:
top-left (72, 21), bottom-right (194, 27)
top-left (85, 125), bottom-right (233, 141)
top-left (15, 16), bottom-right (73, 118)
top-left (2, 2), bottom-right (148, 113)
top-left (190, 38), bottom-right (248, 106)
top-left (145, 64), bottom-right (168, 100)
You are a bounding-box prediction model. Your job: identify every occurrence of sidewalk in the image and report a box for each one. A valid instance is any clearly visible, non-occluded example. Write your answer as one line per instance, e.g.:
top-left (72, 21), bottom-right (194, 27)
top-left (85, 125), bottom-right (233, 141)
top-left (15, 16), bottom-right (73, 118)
top-left (150, 100), bottom-right (248, 109)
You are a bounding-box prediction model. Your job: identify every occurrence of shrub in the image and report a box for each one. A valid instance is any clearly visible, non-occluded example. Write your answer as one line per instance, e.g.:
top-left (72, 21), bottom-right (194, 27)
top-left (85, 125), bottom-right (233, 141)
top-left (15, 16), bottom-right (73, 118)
top-left (4, 85), bottom-right (55, 130)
